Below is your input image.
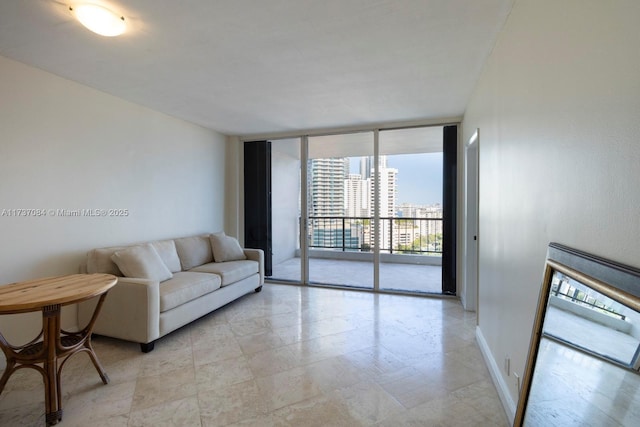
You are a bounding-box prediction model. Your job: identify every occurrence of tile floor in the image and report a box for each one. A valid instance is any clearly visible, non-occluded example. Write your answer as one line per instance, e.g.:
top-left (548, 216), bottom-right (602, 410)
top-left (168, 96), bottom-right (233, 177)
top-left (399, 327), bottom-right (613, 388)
top-left (271, 257), bottom-right (443, 294)
top-left (525, 338), bottom-right (640, 426)
top-left (0, 284), bottom-right (508, 426)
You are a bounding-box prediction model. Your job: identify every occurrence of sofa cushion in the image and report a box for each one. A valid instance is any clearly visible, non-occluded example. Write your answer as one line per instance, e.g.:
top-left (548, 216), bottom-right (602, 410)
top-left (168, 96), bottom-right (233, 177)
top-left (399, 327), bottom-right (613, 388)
top-left (111, 243), bottom-right (173, 282)
top-left (190, 260), bottom-right (258, 286)
top-left (210, 232), bottom-right (247, 262)
top-left (174, 235), bottom-right (214, 270)
top-left (86, 246), bottom-right (128, 275)
top-left (151, 239), bottom-right (182, 273)
top-left (159, 271), bottom-right (222, 312)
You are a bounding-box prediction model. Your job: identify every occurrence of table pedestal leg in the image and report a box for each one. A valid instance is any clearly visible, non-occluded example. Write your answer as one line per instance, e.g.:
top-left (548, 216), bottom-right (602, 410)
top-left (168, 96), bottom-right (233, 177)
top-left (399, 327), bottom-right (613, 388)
top-left (0, 286), bottom-right (113, 426)
top-left (43, 304), bottom-right (62, 426)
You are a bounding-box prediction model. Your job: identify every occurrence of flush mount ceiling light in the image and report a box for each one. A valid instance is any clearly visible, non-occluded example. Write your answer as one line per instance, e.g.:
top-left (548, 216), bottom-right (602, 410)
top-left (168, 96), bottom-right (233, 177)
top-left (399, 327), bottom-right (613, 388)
top-left (70, 3), bottom-right (126, 37)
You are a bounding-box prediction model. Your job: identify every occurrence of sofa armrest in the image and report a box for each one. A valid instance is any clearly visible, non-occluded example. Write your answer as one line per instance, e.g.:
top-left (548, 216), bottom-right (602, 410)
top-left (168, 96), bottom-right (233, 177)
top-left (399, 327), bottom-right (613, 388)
top-left (78, 277), bottom-right (160, 344)
top-left (243, 248), bottom-right (264, 285)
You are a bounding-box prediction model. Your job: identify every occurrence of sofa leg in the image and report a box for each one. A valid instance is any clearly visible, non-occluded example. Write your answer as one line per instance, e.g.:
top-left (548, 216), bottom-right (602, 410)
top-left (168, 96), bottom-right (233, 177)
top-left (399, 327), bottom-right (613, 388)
top-left (255, 286), bottom-right (263, 293)
top-left (140, 342), bottom-right (155, 353)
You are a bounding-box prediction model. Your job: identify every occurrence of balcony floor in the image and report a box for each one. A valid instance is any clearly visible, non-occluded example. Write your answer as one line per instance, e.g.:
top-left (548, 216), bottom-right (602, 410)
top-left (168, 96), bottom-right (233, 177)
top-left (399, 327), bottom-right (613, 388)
top-left (270, 257), bottom-right (443, 294)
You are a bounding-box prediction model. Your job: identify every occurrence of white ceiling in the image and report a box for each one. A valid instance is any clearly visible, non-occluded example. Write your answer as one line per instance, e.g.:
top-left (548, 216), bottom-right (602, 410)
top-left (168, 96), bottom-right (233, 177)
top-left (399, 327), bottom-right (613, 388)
top-left (0, 0), bottom-right (513, 136)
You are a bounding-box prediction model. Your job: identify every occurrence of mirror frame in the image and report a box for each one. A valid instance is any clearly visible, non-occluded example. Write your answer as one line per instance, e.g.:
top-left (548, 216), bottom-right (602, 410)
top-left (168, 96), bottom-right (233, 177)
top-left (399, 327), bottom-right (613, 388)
top-left (514, 242), bottom-right (640, 426)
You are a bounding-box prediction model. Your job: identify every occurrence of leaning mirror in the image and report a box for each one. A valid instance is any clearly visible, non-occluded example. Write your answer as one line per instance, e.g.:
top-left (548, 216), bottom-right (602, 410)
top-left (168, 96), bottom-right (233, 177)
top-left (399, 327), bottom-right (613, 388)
top-left (514, 243), bottom-right (640, 426)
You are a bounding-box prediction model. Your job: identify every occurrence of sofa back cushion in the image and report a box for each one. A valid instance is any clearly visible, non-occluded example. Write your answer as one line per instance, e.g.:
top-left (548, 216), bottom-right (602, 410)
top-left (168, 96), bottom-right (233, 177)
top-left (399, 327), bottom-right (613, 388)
top-left (210, 232), bottom-right (247, 262)
top-left (86, 246), bottom-right (128, 275)
top-left (111, 243), bottom-right (173, 282)
top-left (174, 235), bottom-right (214, 270)
top-left (151, 239), bottom-right (182, 273)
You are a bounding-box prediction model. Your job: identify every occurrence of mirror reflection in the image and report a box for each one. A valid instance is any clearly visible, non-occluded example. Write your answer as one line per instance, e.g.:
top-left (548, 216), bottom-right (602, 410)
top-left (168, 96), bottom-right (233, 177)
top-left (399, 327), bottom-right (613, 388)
top-left (524, 270), bottom-right (640, 426)
top-left (543, 271), bottom-right (640, 368)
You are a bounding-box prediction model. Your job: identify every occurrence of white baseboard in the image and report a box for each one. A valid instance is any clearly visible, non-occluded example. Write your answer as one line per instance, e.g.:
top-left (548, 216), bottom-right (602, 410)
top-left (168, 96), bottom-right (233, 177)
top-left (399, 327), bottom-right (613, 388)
top-left (476, 326), bottom-right (516, 425)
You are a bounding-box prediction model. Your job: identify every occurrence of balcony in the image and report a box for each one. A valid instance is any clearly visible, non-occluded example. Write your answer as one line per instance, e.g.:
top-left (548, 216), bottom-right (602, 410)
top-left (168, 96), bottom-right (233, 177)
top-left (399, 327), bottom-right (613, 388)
top-left (269, 216), bottom-right (444, 294)
top-left (307, 216), bottom-right (442, 254)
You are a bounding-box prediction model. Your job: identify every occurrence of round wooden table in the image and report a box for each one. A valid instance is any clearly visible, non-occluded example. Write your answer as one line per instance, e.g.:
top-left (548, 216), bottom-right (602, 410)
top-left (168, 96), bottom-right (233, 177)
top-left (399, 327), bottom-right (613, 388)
top-left (0, 273), bottom-right (117, 426)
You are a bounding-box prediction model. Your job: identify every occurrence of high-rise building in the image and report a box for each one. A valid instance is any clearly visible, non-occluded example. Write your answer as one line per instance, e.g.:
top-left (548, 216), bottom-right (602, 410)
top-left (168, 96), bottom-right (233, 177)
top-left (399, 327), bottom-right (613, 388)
top-left (380, 167), bottom-right (398, 218)
top-left (308, 157), bottom-right (349, 248)
top-left (307, 158), bottom-right (349, 217)
top-left (309, 155), bottom-right (402, 252)
top-left (368, 156), bottom-right (398, 251)
top-left (359, 157), bottom-right (371, 179)
top-left (369, 157), bottom-right (397, 218)
top-left (344, 173), bottom-right (371, 217)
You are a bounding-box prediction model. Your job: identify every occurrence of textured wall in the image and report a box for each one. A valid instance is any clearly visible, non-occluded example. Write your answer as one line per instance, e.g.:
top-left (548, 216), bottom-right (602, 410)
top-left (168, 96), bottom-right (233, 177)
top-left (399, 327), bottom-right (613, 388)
top-left (463, 0), bottom-right (640, 420)
top-left (0, 55), bottom-right (226, 351)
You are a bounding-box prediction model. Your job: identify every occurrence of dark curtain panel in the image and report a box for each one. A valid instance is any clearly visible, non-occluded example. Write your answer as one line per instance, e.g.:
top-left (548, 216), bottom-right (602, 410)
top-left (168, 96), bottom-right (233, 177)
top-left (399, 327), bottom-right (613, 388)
top-left (244, 140), bottom-right (272, 276)
top-left (442, 126), bottom-right (457, 294)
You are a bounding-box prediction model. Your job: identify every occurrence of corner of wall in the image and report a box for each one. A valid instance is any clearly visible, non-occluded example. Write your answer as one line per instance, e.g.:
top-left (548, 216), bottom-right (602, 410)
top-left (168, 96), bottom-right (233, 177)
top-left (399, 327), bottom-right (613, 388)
top-left (224, 136), bottom-right (243, 241)
top-left (476, 325), bottom-right (516, 425)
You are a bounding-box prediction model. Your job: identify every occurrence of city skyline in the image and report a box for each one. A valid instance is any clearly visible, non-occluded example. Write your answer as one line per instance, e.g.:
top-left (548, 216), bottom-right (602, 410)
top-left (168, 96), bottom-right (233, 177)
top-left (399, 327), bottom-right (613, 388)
top-left (309, 155), bottom-right (442, 254)
top-left (348, 153), bottom-right (443, 207)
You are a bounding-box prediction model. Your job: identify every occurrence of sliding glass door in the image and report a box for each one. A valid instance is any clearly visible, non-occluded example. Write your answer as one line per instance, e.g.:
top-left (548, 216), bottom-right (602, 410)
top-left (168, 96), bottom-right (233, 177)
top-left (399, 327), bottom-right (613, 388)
top-left (378, 127), bottom-right (444, 293)
top-left (269, 138), bottom-right (302, 283)
top-left (251, 124), bottom-right (456, 295)
top-left (307, 132), bottom-right (374, 289)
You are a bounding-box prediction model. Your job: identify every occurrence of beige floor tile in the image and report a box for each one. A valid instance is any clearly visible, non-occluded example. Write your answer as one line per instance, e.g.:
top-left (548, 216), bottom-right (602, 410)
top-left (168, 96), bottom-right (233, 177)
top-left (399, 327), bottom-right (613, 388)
top-left (304, 355), bottom-right (367, 393)
top-left (152, 326), bottom-right (193, 354)
top-left (246, 346), bottom-right (300, 378)
top-left (132, 367), bottom-right (196, 412)
top-left (0, 283), bottom-right (508, 427)
top-left (195, 355), bottom-right (254, 393)
top-left (128, 396), bottom-right (201, 427)
top-left (0, 369), bottom-right (45, 410)
top-left (192, 337), bottom-right (243, 366)
top-left (450, 379), bottom-right (509, 425)
top-left (342, 346), bottom-right (407, 380)
top-left (0, 401), bottom-right (45, 426)
top-left (375, 394), bottom-right (499, 427)
top-left (190, 322), bottom-right (236, 350)
top-left (224, 413), bottom-right (278, 427)
top-left (267, 312), bottom-right (305, 330)
top-left (409, 351), bottom-right (489, 390)
top-left (199, 379), bottom-right (269, 426)
top-left (60, 413), bottom-right (130, 427)
top-left (270, 394), bottom-right (362, 427)
top-left (379, 352), bottom-right (490, 410)
top-left (333, 380), bottom-right (405, 425)
top-left (255, 366), bottom-right (323, 410)
top-left (229, 317), bottom-right (272, 337)
top-left (61, 379), bottom-right (137, 424)
top-left (236, 329), bottom-right (286, 355)
top-left (139, 346), bottom-right (194, 378)
top-left (273, 323), bottom-right (321, 345)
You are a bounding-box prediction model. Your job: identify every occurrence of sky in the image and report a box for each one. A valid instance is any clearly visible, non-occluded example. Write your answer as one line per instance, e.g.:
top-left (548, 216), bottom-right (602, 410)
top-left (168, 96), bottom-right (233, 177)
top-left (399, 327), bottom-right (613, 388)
top-left (349, 153), bottom-right (443, 206)
top-left (389, 153), bottom-right (443, 205)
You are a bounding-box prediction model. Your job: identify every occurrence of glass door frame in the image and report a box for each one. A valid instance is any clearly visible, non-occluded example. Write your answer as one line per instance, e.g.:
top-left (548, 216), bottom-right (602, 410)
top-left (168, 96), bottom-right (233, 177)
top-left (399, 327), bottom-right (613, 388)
top-left (249, 122), bottom-right (457, 295)
top-left (300, 135), bottom-right (309, 285)
top-left (372, 129), bottom-right (381, 291)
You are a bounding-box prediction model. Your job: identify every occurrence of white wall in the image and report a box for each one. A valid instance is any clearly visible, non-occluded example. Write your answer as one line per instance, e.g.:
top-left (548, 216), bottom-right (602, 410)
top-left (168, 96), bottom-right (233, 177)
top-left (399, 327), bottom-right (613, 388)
top-left (0, 55), bottom-right (227, 352)
top-left (224, 136), bottom-right (243, 239)
top-left (271, 139), bottom-right (301, 266)
top-left (463, 0), bottom-right (640, 421)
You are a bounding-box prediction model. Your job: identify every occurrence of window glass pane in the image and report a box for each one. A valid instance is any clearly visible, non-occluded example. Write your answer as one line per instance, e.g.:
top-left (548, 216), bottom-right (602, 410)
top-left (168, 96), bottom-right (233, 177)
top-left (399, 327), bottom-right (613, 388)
top-left (378, 126), bottom-right (443, 293)
top-left (307, 132), bottom-right (374, 289)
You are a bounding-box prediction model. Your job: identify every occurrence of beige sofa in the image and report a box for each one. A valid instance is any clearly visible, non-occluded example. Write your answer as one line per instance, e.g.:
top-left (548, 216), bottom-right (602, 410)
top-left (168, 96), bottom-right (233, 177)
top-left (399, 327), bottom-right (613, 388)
top-left (79, 233), bottom-right (264, 352)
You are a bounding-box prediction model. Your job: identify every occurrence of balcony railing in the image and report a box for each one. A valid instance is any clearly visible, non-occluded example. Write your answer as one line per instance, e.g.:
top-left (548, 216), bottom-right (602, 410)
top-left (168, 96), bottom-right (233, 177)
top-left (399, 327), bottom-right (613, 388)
top-left (307, 216), bottom-right (442, 255)
top-left (551, 286), bottom-right (626, 320)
